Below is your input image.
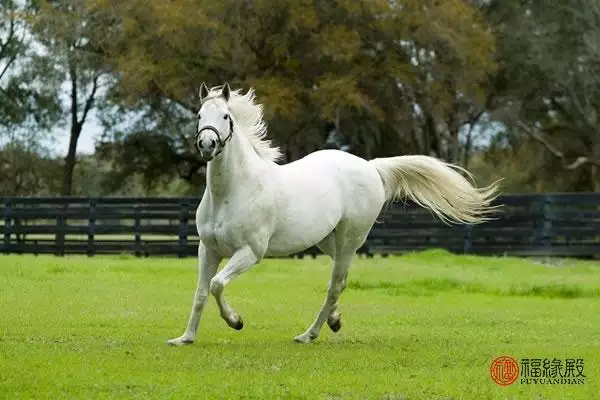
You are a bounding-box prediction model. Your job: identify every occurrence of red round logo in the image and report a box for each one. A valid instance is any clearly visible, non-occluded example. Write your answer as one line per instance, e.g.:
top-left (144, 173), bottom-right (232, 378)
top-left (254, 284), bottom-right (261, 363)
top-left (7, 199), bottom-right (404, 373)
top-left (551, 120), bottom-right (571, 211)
top-left (490, 356), bottom-right (520, 386)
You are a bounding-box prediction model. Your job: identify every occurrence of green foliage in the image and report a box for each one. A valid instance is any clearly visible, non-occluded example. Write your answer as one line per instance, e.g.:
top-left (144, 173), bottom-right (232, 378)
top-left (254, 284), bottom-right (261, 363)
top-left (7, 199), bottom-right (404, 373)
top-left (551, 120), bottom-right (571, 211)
top-left (22, 0), bottom-right (112, 195)
top-left (4, 0), bottom-right (600, 194)
top-left (0, 140), bottom-right (62, 195)
top-left (1, 252), bottom-right (599, 398)
top-left (479, 0), bottom-right (600, 191)
top-left (96, 130), bottom-right (206, 195)
top-left (87, 0), bottom-right (496, 173)
top-left (0, 0), bottom-right (61, 131)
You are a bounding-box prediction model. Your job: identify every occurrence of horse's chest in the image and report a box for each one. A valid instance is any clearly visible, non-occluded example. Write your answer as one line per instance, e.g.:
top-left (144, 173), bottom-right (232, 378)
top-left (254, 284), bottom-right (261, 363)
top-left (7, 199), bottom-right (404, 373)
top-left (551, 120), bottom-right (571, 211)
top-left (195, 192), bottom-right (273, 255)
top-left (197, 217), bottom-right (242, 256)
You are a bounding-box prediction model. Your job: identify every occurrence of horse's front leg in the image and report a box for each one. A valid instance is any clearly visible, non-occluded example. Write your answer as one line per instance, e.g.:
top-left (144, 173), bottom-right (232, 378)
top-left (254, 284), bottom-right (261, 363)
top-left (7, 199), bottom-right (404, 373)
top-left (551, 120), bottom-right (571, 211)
top-left (210, 245), bottom-right (261, 330)
top-left (167, 241), bottom-right (221, 346)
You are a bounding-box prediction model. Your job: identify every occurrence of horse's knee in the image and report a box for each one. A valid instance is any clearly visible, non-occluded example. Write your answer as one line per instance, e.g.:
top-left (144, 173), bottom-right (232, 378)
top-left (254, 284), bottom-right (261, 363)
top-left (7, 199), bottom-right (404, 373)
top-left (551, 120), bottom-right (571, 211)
top-left (193, 293), bottom-right (208, 311)
top-left (209, 277), bottom-right (223, 296)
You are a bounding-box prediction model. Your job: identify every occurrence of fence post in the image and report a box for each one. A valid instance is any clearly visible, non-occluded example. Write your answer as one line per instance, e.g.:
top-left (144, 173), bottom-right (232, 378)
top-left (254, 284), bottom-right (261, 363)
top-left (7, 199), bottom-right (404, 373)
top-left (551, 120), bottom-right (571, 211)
top-left (178, 200), bottom-right (189, 258)
top-left (56, 202), bottom-right (66, 257)
top-left (463, 224), bottom-right (473, 254)
top-left (134, 204), bottom-right (141, 257)
top-left (541, 195), bottom-right (553, 253)
top-left (87, 199), bottom-right (96, 257)
top-left (3, 198), bottom-right (12, 254)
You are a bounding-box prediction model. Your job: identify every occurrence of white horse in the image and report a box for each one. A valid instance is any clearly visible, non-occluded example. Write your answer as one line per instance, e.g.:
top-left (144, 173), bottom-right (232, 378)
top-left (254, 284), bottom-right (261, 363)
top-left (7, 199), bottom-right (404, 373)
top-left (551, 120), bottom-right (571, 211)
top-left (167, 83), bottom-right (499, 346)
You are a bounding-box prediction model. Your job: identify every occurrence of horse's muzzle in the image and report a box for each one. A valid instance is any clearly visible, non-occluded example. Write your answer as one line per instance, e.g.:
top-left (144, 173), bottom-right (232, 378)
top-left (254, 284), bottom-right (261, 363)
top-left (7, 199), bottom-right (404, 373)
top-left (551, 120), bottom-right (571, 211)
top-left (198, 151), bottom-right (214, 162)
top-left (196, 125), bottom-right (221, 161)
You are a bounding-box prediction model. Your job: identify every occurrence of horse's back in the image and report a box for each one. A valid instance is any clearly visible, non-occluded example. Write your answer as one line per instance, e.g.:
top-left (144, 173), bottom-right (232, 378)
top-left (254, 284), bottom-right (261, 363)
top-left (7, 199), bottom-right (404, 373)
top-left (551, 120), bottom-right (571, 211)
top-left (270, 150), bottom-right (386, 246)
top-left (282, 150), bottom-right (386, 208)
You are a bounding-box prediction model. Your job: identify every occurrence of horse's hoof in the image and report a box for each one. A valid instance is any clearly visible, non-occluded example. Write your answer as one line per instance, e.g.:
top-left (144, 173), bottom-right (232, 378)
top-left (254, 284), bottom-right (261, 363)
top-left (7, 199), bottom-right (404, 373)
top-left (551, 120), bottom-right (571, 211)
top-left (227, 315), bottom-right (244, 331)
top-left (294, 332), bottom-right (317, 344)
top-left (167, 336), bottom-right (194, 346)
top-left (233, 316), bottom-right (244, 330)
top-left (327, 315), bottom-right (342, 333)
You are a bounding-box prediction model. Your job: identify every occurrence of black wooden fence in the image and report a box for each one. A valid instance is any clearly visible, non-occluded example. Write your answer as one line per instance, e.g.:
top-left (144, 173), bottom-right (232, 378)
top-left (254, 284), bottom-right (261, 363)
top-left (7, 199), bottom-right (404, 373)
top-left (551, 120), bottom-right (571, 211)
top-left (2, 193), bottom-right (600, 258)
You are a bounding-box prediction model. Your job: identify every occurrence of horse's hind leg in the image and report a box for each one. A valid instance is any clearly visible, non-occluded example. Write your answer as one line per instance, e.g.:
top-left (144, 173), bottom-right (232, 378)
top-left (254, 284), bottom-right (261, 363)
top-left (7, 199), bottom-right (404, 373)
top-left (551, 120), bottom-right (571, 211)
top-left (294, 249), bottom-right (353, 344)
top-left (317, 231), bottom-right (336, 258)
top-left (295, 223), bottom-right (367, 344)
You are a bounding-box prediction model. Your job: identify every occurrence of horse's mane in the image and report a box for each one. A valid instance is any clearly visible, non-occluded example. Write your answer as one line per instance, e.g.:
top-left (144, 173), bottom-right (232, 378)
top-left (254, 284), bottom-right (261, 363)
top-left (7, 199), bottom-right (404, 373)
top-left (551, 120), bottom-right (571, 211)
top-left (203, 86), bottom-right (283, 163)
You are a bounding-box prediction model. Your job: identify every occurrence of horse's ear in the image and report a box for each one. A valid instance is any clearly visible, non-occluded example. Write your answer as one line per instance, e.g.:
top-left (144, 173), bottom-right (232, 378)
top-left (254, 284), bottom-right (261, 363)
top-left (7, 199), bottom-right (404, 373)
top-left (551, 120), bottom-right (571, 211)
top-left (199, 82), bottom-right (209, 101)
top-left (221, 82), bottom-right (231, 102)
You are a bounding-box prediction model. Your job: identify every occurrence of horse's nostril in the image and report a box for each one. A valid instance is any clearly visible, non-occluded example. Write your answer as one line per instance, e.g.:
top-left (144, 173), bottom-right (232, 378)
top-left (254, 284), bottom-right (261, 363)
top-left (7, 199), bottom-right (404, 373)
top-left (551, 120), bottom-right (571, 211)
top-left (198, 137), bottom-right (217, 150)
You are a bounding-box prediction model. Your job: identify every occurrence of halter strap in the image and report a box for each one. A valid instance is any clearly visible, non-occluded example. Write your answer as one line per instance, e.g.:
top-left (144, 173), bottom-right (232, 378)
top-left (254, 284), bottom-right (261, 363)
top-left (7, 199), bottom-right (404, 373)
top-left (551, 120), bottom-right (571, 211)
top-left (195, 118), bottom-right (234, 157)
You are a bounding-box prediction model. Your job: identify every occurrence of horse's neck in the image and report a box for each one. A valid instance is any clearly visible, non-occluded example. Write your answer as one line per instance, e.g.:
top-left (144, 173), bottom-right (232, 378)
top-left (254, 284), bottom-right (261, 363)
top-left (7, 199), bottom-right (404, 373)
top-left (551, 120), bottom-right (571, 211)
top-left (206, 131), bottom-right (265, 199)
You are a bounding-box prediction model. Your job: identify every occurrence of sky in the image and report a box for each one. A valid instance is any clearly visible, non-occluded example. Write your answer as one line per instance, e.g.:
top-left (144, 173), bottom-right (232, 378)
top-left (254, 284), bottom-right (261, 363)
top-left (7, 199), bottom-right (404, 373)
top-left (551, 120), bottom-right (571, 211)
top-left (0, 116), bottom-right (100, 156)
top-left (53, 120), bottom-right (100, 156)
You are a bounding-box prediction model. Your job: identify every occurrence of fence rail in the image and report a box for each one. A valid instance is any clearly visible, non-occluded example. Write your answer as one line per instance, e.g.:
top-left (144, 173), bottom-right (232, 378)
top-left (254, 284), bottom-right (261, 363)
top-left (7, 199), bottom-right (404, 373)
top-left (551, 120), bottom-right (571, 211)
top-left (2, 193), bottom-right (600, 258)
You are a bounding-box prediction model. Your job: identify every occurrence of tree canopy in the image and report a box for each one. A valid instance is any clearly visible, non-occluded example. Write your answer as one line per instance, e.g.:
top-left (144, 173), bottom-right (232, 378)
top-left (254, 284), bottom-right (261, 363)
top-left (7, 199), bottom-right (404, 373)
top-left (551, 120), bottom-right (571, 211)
top-left (0, 0), bottom-right (598, 195)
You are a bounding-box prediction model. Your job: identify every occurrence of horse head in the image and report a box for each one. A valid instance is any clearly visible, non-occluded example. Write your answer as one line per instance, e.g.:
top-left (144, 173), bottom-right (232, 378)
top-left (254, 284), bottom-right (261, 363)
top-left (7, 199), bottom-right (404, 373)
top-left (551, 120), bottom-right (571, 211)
top-left (195, 82), bottom-right (234, 162)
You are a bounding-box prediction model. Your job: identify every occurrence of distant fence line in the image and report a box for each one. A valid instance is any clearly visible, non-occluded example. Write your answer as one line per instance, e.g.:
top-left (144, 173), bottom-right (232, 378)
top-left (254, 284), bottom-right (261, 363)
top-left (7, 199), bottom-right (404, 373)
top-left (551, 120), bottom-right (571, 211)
top-left (2, 194), bottom-right (600, 258)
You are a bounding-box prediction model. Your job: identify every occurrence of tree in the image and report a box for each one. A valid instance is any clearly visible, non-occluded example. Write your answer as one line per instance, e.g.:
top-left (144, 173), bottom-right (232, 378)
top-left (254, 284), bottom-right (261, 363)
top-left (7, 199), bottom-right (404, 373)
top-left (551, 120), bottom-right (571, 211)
top-left (83, 0), bottom-right (496, 192)
top-left (1, 0), bottom-right (63, 197)
top-left (389, 1), bottom-right (496, 163)
top-left (0, 0), bottom-right (29, 128)
top-left (480, 0), bottom-right (600, 191)
top-left (26, 0), bottom-right (109, 195)
top-left (1, 0), bottom-right (60, 138)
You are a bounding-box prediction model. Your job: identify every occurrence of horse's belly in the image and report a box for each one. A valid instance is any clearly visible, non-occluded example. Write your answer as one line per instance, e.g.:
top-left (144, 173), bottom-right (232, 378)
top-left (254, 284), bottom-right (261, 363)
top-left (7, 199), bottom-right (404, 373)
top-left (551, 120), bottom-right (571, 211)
top-left (265, 204), bottom-right (341, 257)
top-left (265, 228), bottom-right (333, 257)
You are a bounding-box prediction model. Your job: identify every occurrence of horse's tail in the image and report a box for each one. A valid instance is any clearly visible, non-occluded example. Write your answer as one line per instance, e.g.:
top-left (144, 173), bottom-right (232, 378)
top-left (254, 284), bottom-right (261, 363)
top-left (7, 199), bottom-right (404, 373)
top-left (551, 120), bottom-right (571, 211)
top-left (369, 155), bottom-right (501, 224)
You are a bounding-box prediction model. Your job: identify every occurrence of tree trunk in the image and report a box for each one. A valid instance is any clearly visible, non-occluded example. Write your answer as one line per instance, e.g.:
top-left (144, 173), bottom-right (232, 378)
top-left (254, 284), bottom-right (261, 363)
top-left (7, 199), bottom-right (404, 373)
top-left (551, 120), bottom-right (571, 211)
top-left (592, 140), bottom-right (600, 191)
top-left (463, 125), bottom-right (473, 169)
top-left (424, 111), bottom-right (441, 158)
top-left (591, 165), bottom-right (599, 191)
top-left (60, 58), bottom-right (99, 196)
top-left (61, 122), bottom-right (81, 196)
top-left (61, 60), bottom-right (79, 197)
top-left (449, 130), bottom-right (460, 164)
top-left (446, 90), bottom-right (461, 163)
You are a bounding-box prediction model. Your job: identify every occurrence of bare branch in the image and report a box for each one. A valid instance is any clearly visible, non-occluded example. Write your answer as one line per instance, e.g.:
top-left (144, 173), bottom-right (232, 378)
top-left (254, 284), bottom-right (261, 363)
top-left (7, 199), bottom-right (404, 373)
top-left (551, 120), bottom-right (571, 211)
top-left (565, 80), bottom-right (597, 127)
top-left (0, 11), bottom-right (18, 82)
top-left (565, 156), bottom-right (591, 170)
top-left (516, 121), bottom-right (564, 158)
top-left (517, 120), bottom-right (600, 170)
top-left (0, 10), bottom-right (16, 61)
top-left (68, 58), bottom-right (79, 132)
top-left (0, 53), bottom-right (17, 81)
top-left (79, 73), bottom-right (101, 125)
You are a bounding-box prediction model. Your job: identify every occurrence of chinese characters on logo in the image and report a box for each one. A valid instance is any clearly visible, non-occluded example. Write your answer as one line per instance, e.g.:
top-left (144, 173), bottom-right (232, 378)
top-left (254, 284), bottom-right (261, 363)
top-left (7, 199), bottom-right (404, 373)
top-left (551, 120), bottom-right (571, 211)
top-left (490, 356), bottom-right (586, 386)
top-left (520, 358), bottom-right (586, 384)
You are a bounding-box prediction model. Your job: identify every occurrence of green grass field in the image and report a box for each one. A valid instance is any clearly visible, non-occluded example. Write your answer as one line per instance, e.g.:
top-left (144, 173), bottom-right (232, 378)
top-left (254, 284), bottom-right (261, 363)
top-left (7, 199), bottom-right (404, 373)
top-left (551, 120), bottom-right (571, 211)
top-left (1, 250), bottom-right (599, 399)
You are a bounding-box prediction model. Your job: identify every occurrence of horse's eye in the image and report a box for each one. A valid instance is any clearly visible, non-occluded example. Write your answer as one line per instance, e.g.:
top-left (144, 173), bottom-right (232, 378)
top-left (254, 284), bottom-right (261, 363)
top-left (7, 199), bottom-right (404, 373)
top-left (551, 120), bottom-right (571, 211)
top-left (223, 114), bottom-right (229, 120)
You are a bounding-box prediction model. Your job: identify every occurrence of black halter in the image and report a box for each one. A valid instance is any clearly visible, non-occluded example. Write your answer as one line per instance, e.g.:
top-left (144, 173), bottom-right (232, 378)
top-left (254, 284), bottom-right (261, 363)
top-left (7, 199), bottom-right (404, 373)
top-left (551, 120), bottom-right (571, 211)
top-left (195, 117), bottom-right (234, 157)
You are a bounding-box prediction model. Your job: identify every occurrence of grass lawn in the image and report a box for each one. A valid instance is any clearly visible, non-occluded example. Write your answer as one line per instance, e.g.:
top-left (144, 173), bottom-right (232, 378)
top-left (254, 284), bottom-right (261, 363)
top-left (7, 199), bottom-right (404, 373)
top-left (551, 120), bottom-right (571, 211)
top-left (0, 249), bottom-right (599, 399)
